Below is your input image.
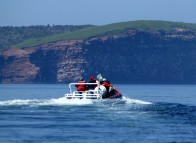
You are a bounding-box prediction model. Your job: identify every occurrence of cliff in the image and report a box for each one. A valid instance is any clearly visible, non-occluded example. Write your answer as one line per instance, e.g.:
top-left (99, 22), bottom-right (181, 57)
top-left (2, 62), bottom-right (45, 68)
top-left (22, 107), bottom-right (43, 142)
top-left (1, 21), bottom-right (196, 84)
top-left (0, 40), bottom-right (85, 83)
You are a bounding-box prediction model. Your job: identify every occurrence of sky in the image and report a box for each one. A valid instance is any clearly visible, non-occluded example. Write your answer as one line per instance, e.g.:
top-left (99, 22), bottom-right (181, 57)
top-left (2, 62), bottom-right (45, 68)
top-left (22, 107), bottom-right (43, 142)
top-left (0, 0), bottom-right (196, 26)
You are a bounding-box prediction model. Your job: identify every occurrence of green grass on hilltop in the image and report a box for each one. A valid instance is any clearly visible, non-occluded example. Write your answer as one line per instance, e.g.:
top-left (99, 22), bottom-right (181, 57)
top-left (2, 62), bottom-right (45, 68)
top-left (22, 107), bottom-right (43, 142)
top-left (12, 20), bottom-right (196, 48)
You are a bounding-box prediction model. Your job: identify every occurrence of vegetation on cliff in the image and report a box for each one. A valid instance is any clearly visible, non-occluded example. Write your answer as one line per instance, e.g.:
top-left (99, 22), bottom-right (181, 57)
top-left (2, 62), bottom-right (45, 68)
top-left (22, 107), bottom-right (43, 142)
top-left (11, 20), bottom-right (196, 48)
top-left (0, 25), bottom-right (94, 50)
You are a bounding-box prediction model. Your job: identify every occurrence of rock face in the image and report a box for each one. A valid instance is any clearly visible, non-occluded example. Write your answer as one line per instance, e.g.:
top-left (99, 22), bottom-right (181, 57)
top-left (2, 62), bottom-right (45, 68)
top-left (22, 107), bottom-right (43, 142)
top-left (1, 28), bottom-right (196, 84)
top-left (0, 40), bottom-right (85, 83)
top-left (0, 48), bottom-right (39, 83)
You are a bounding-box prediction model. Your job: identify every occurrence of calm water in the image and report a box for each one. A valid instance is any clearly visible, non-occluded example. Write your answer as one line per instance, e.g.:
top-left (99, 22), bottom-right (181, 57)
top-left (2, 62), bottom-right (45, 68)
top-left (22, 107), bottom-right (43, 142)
top-left (0, 84), bottom-right (196, 143)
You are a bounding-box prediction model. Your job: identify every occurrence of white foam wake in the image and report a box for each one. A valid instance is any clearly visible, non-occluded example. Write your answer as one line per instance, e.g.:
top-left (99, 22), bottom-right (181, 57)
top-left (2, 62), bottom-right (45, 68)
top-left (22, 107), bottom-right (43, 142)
top-left (0, 96), bottom-right (152, 106)
top-left (122, 96), bottom-right (152, 105)
top-left (45, 97), bottom-right (93, 106)
top-left (0, 97), bottom-right (93, 106)
top-left (0, 99), bottom-right (40, 106)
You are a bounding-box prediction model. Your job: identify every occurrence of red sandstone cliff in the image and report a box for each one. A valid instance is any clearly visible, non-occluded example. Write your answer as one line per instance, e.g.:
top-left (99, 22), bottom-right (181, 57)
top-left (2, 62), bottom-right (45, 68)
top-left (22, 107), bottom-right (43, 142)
top-left (0, 40), bottom-right (85, 83)
top-left (1, 29), bottom-right (196, 84)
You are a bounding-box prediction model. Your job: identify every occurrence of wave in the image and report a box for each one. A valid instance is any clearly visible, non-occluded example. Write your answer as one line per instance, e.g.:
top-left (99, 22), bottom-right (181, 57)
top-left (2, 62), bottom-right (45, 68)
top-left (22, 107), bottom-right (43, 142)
top-left (0, 98), bottom-right (93, 107)
top-left (0, 96), bottom-right (152, 107)
top-left (1, 96), bottom-right (195, 126)
top-left (121, 96), bottom-right (152, 105)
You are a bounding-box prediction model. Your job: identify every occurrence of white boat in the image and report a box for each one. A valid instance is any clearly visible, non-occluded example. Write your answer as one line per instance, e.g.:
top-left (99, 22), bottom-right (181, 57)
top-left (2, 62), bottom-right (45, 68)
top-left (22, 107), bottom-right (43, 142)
top-left (64, 74), bottom-right (122, 100)
top-left (64, 83), bottom-right (103, 99)
top-left (64, 82), bottom-right (122, 100)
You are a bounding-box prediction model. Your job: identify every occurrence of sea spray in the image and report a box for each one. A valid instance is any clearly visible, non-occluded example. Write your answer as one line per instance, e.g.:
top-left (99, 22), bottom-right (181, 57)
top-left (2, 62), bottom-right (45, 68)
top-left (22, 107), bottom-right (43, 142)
top-left (0, 96), bottom-right (151, 107)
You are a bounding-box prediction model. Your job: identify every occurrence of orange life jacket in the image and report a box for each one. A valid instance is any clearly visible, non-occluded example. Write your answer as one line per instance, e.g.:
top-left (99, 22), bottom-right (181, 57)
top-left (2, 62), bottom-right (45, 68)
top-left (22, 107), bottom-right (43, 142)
top-left (102, 81), bottom-right (111, 92)
top-left (75, 80), bottom-right (86, 91)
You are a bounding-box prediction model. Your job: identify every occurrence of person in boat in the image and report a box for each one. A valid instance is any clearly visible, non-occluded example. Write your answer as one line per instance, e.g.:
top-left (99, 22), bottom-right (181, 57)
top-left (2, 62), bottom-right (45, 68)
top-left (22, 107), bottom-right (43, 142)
top-left (100, 78), bottom-right (112, 98)
top-left (101, 78), bottom-right (122, 99)
top-left (75, 77), bottom-right (86, 92)
top-left (87, 76), bottom-right (97, 90)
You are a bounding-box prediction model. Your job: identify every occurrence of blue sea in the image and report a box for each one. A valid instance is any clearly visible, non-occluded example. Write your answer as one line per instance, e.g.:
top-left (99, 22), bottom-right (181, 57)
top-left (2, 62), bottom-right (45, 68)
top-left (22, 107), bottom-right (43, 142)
top-left (0, 84), bottom-right (196, 143)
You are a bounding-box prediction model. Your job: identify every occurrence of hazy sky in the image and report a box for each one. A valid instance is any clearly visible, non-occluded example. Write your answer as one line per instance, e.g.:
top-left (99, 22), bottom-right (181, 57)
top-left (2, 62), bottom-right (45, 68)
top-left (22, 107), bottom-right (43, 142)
top-left (0, 0), bottom-right (196, 26)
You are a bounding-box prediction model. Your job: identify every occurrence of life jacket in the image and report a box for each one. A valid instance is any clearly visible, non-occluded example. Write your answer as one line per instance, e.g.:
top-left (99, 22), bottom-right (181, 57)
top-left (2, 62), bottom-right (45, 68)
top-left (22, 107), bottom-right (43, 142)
top-left (102, 81), bottom-right (111, 92)
top-left (75, 80), bottom-right (86, 91)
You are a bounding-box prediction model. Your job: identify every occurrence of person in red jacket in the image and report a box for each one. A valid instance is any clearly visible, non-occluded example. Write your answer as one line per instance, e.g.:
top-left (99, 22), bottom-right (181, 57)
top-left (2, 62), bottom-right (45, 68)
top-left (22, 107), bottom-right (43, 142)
top-left (75, 77), bottom-right (86, 92)
top-left (101, 78), bottom-right (122, 99)
top-left (101, 78), bottom-right (111, 92)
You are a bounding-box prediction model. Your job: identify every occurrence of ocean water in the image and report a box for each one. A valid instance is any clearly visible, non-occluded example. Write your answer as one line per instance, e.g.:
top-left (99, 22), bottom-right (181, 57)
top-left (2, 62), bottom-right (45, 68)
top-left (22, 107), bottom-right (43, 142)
top-left (0, 84), bottom-right (196, 143)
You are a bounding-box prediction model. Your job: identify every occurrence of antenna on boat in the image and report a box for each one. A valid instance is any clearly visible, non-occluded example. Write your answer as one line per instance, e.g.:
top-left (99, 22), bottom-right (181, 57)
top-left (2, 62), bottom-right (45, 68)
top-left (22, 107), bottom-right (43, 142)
top-left (97, 74), bottom-right (103, 93)
top-left (97, 74), bottom-right (103, 81)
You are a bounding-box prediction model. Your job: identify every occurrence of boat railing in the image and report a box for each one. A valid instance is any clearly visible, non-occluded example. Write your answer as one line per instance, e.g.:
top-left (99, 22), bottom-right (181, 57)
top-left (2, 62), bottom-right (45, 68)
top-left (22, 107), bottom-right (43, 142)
top-left (65, 83), bottom-right (101, 99)
top-left (68, 83), bottom-right (99, 93)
